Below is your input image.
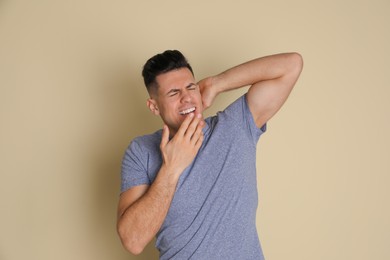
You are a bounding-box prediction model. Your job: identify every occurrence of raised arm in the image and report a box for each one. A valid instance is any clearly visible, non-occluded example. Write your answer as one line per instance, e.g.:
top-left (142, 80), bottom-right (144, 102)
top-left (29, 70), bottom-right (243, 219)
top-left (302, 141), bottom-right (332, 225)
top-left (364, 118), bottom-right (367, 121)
top-left (199, 53), bottom-right (303, 128)
top-left (117, 113), bottom-right (204, 255)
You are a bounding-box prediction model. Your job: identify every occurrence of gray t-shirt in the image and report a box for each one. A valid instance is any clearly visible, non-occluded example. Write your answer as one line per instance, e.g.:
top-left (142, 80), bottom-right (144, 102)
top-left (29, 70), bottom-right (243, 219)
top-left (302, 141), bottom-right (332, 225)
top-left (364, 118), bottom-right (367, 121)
top-left (121, 95), bottom-right (266, 259)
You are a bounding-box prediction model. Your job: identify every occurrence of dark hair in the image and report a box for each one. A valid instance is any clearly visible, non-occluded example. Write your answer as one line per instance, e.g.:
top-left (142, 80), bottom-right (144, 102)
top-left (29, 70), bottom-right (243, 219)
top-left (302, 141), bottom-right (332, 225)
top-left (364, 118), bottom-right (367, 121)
top-left (142, 50), bottom-right (194, 93)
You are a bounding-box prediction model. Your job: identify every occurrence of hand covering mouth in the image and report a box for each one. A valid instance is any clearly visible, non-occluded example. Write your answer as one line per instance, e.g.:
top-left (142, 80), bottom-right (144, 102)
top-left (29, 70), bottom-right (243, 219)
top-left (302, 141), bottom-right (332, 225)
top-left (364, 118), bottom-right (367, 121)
top-left (179, 107), bottom-right (196, 115)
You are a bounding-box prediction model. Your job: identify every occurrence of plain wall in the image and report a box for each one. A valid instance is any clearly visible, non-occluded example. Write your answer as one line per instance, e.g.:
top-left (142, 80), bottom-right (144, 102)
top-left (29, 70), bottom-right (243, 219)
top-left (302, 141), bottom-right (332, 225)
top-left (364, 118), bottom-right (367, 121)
top-left (0, 0), bottom-right (389, 259)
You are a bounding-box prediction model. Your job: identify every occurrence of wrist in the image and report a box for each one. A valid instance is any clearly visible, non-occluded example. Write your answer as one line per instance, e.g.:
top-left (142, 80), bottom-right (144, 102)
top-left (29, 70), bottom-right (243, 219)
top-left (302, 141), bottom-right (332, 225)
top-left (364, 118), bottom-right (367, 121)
top-left (159, 163), bottom-right (182, 186)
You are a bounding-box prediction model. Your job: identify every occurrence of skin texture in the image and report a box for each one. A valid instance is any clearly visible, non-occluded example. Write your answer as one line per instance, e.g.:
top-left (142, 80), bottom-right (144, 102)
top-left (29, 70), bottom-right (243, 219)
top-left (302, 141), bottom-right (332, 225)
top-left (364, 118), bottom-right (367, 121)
top-left (147, 68), bottom-right (204, 137)
top-left (117, 52), bottom-right (303, 255)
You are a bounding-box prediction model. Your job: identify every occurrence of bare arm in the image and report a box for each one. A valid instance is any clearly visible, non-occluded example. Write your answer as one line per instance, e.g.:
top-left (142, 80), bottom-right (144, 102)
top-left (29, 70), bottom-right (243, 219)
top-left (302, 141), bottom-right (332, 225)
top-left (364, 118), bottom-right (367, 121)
top-left (117, 114), bottom-right (204, 255)
top-left (199, 53), bottom-right (303, 127)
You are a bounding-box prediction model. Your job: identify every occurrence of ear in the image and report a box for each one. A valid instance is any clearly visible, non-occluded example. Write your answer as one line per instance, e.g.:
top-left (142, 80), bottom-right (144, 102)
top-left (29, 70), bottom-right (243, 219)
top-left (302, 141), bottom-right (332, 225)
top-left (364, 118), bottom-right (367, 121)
top-left (147, 98), bottom-right (160, 116)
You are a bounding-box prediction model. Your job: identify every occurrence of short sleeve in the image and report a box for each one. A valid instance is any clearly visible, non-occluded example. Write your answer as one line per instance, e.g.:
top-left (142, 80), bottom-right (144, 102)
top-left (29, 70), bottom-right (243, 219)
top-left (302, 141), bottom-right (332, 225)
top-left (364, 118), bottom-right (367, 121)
top-left (222, 94), bottom-right (266, 144)
top-left (121, 140), bottom-right (151, 193)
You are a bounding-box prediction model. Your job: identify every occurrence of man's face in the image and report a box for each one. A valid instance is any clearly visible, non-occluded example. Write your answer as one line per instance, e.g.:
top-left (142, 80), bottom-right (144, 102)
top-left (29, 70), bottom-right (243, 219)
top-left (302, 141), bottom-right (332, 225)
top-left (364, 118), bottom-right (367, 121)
top-left (147, 68), bottom-right (204, 136)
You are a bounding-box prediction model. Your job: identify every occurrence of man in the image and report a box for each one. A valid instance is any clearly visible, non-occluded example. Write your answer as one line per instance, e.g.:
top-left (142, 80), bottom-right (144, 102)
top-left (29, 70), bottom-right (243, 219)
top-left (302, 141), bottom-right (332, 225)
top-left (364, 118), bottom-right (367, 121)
top-left (117, 50), bottom-right (303, 259)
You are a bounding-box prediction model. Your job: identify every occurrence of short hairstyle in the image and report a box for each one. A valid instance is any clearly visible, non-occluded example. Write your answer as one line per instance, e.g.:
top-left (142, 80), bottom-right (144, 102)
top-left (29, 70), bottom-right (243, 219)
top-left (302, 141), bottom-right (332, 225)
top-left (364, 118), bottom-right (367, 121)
top-left (142, 50), bottom-right (194, 94)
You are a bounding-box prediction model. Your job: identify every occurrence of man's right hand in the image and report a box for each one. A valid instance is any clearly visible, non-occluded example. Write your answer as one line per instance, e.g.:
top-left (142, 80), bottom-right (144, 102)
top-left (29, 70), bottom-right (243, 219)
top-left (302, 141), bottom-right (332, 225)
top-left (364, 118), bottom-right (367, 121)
top-left (198, 76), bottom-right (220, 111)
top-left (117, 113), bottom-right (205, 255)
top-left (160, 113), bottom-right (205, 180)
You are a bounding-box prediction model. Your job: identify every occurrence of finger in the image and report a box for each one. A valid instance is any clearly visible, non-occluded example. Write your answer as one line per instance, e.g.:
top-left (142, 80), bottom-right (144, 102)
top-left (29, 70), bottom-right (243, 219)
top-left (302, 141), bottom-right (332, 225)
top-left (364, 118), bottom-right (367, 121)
top-left (190, 120), bottom-right (205, 144)
top-left (160, 124), bottom-right (169, 150)
top-left (176, 112), bottom-right (194, 136)
top-left (202, 97), bottom-right (209, 110)
top-left (184, 113), bottom-right (202, 138)
top-left (194, 132), bottom-right (204, 150)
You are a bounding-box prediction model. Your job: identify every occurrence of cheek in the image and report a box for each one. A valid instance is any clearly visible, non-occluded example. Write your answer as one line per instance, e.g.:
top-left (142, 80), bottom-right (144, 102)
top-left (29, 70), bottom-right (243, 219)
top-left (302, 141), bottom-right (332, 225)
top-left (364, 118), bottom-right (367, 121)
top-left (195, 91), bottom-right (202, 100)
top-left (161, 102), bottom-right (178, 118)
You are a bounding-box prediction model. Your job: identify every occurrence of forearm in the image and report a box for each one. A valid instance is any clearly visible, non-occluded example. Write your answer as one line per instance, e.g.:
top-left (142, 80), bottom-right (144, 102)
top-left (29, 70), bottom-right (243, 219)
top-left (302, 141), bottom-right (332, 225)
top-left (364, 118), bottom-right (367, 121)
top-left (199, 52), bottom-right (302, 126)
top-left (212, 53), bottom-right (301, 94)
top-left (117, 164), bottom-right (180, 255)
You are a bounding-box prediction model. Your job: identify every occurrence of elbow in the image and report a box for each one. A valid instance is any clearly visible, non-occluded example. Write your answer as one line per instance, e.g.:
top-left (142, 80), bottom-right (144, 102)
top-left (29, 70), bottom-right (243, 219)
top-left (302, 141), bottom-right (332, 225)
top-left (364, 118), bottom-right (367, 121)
top-left (117, 225), bottom-right (146, 255)
top-left (124, 240), bottom-right (146, 256)
top-left (289, 52), bottom-right (304, 72)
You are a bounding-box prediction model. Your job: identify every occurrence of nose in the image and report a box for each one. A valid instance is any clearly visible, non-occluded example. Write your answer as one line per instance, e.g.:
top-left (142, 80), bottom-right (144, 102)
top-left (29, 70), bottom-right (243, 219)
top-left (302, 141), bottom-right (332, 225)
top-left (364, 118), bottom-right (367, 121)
top-left (180, 90), bottom-right (192, 103)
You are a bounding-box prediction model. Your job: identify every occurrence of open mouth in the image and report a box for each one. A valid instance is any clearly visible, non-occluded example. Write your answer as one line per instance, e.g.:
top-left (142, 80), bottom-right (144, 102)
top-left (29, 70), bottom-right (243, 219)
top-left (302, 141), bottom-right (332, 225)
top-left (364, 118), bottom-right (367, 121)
top-left (179, 107), bottom-right (196, 115)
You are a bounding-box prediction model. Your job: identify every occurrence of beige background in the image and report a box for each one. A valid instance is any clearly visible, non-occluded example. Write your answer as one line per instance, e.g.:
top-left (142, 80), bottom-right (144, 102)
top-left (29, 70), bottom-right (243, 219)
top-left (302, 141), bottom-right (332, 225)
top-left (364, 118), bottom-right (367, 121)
top-left (0, 0), bottom-right (389, 259)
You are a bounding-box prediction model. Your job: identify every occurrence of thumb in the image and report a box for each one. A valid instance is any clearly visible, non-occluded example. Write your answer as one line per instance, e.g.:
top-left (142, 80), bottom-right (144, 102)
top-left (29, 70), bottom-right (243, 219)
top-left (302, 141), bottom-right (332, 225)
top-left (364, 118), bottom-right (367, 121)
top-left (160, 124), bottom-right (169, 149)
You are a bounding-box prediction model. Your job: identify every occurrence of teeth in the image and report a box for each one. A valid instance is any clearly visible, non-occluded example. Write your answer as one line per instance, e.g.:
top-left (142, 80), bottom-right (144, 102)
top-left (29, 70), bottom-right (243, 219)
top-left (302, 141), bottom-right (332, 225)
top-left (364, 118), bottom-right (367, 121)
top-left (179, 107), bottom-right (195, 115)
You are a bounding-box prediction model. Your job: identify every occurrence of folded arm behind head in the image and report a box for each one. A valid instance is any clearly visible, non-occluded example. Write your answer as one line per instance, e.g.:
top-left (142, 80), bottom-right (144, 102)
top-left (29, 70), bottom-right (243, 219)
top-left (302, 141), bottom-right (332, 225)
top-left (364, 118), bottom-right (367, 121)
top-left (198, 52), bottom-right (303, 128)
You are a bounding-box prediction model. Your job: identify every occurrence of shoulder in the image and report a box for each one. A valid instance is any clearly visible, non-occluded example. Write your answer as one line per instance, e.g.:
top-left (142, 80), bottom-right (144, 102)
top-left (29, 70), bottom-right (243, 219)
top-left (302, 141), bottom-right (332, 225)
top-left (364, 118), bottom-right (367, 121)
top-left (132, 129), bottom-right (162, 149)
top-left (121, 129), bottom-right (162, 191)
top-left (208, 94), bottom-right (266, 144)
top-left (124, 129), bottom-right (162, 160)
top-left (215, 95), bottom-right (248, 123)
top-left (202, 95), bottom-right (247, 134)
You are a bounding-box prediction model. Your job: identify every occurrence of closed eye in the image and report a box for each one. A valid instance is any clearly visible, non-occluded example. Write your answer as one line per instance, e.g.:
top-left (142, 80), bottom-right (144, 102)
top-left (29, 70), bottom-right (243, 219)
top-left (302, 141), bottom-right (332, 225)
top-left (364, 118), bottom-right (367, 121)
top-left (187, 83), bottom-right (197, 90)
top-left (166, 83), bottom-right (197, 97)
top-left (167, 89), bottom-right (179, 97)
top-left (168, 91), bottom-right (179, 97)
